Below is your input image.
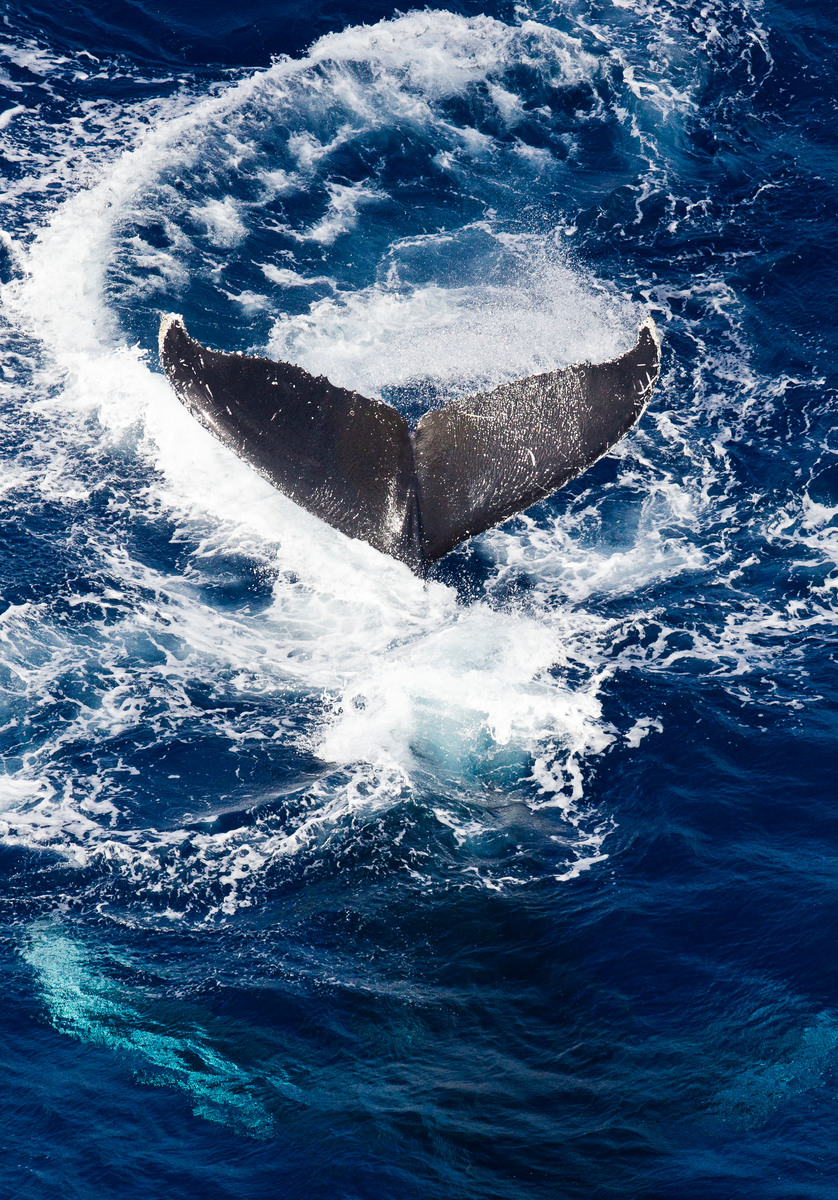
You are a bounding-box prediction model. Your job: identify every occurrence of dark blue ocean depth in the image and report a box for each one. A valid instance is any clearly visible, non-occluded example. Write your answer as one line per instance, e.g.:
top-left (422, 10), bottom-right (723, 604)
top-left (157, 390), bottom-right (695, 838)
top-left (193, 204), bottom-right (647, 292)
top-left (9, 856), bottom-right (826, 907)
top-left (1, 0), bottom-right (837, 1197)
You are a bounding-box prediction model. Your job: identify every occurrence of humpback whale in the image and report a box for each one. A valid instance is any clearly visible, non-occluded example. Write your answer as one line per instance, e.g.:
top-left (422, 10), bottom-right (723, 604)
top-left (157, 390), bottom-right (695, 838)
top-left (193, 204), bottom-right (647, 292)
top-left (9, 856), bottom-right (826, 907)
top-left (159, 312), bottom-right (660, 575)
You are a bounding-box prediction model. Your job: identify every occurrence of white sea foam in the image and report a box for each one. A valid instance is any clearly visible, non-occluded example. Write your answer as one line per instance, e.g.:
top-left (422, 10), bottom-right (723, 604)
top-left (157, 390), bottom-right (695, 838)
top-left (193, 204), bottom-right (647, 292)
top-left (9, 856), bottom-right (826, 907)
top-left (267, 234), bottom-right (636, 398)
top-left (194, 197), bottom-right (247, 247)
top-left (0, 103), bottom-right (26, 130)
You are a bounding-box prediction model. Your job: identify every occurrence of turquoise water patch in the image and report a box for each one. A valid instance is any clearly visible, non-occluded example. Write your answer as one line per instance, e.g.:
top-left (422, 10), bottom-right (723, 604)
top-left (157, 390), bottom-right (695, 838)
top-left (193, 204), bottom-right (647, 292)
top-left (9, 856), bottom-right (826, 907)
top-left (23, 926), bottom-right (296, 1139)
top-left (716, 1013), bottom-right (838, 1130)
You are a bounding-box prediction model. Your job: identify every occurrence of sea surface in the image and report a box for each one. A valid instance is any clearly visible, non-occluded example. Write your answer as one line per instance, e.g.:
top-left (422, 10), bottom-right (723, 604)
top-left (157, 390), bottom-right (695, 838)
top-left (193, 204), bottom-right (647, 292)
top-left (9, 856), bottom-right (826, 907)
top-left (0, 0), bottom-right (836, 1196)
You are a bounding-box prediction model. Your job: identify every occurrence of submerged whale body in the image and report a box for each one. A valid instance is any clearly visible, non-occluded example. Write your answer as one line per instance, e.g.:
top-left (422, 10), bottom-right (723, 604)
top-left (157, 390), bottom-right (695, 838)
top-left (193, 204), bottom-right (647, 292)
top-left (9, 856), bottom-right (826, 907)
top-left (159, 313), bottom-right (661, 575)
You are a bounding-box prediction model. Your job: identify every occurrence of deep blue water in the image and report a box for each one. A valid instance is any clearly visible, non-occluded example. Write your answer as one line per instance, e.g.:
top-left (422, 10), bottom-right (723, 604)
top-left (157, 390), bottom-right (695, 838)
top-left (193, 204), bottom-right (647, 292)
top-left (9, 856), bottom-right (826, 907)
top-left (1, 0), bottom-right (837, 1196)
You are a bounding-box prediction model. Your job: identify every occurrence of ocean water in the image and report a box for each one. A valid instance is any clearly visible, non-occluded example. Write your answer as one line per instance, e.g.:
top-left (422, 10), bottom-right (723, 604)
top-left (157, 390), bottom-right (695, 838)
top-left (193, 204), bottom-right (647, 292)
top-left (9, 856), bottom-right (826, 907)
top-left (0, 0), bottom-right (836, 1195)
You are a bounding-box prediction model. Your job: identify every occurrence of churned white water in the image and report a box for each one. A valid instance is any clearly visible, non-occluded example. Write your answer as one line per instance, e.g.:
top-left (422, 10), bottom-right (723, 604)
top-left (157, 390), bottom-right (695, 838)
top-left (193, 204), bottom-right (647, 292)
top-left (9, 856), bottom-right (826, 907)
top-left (0, 6), bottom-right (813, 916)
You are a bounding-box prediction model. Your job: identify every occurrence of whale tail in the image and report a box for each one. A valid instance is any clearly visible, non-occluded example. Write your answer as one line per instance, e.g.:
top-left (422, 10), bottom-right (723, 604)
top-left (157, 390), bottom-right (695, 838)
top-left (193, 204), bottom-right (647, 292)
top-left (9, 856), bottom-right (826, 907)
top-left (159, 314), bottom-right (660, 574)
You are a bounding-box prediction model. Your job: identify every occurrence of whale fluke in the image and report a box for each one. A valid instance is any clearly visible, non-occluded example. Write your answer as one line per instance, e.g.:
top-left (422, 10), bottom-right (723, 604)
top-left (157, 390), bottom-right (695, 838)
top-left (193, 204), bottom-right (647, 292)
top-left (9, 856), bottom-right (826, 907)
top-left (159, 313), bottom-right (660, 575)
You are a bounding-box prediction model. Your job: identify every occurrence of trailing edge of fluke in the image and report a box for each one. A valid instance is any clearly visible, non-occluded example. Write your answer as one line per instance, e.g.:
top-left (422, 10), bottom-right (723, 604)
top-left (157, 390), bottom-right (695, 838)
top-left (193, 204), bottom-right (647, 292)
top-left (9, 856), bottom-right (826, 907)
top-left (159, 312), bottom-right (661, 576)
